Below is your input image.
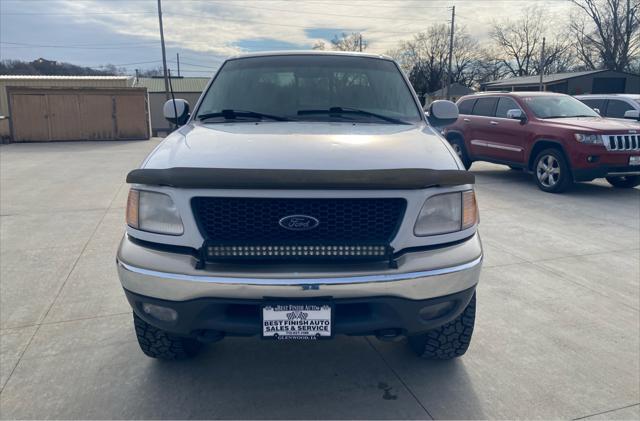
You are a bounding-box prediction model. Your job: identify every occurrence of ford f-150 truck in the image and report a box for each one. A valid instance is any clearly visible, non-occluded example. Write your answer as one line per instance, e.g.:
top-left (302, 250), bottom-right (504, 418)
top-left (444, 92), bottom-right (640, 192)
top-left (118, 51), bottom-right (482, 360)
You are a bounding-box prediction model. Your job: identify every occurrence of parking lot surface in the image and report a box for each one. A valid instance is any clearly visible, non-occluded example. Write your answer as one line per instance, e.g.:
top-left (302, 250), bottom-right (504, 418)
top-left (0, 139), bottom-right (638, 420)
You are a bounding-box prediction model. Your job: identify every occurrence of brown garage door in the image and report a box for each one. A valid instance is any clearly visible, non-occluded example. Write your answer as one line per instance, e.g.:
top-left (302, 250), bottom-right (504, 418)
top-left (8, 87), bottom-right (150, 142)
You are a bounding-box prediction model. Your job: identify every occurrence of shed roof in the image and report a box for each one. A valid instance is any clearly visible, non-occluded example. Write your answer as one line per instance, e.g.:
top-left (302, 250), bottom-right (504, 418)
top-left (0, 75), bottom-right (131, 81)
top-left (135, 77), bottom-right (210, 93)
top-left (482, 70), bottom-right (608, 88)
top-left (428, 82), bottom-right (475, 97)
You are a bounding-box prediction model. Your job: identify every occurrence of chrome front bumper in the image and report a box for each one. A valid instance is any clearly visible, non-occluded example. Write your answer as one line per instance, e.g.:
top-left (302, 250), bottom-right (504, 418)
top-left (116, 234), bottom-right (483, 301)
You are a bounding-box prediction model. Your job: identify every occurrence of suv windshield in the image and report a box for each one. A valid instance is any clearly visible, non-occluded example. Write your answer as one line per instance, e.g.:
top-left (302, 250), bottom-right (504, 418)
top-left (195, 55), bottom-right (422, 124)
top-left (523, 95), bottom-right (600, 119)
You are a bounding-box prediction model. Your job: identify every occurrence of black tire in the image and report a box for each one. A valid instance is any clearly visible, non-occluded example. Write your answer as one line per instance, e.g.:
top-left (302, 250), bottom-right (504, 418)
top-left (448, 137), bottom-right (472, 170)
top-left (606, 175), bottom-right (640, 188)
top-left (408, 293), bottom-right (476, 360)
top-left (133, 312), bottom-right (202, 360)
top-left (533, 148), bottom-right (573, 193)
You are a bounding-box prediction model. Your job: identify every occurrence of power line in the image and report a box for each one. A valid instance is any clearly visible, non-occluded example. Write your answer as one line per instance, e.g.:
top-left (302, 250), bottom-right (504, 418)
top-left (0, 41), bottom-right (158, 49)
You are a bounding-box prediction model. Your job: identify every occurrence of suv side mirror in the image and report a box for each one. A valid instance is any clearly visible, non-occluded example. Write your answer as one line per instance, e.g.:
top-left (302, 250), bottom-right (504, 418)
top-left (163, 99), bottom-right (190, 126)
top-left (593, 108), bottom-right (601, 115)
top-left (506, 109), bottom-right (526, 122)
top-left (427, 100), bottom-right (458, 127)
top-left (624, 110), bottom-right (640, 121)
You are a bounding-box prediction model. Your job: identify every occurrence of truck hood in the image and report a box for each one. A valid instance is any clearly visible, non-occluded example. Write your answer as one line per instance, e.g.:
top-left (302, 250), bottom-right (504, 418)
top-left (142, 122), bottom-right (459, 170)
top-left (540, 117), bottom-right (640, 132)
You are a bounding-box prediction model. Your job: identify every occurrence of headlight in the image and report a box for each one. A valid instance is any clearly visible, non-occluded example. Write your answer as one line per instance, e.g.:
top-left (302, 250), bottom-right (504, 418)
top-left (414, 190), bottom-right (478, 236)
top-left (574, 133), bottom-right (603, 145)
top-left (126, 189), bottom-right (184, 235)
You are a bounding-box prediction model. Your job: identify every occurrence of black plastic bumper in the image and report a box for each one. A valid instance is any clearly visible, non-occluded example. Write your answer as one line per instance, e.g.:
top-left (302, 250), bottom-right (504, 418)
top-left (124, 287), bottom-right (477, 339)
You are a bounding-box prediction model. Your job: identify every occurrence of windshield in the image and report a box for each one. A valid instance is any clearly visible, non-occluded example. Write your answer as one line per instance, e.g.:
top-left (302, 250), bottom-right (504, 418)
top-left (523, 95), bottom-right (600, 119)
top-left (195, 55), bottom-right (422, 123)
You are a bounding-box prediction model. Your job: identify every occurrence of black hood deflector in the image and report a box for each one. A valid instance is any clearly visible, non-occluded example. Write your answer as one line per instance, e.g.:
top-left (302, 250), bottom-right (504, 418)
top-left (126, 167), bottom-right (474, 189)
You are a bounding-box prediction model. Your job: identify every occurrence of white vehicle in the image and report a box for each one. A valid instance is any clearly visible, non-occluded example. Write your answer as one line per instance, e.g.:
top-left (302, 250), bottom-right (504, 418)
top-left (118, 51), bottom-right (482, 360)
top-left (576, 94), bottom-right (640, 123)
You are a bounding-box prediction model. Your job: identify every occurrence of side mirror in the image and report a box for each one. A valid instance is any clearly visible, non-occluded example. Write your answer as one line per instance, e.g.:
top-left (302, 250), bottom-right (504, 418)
top-left (506, 109), bottom-right (526, 121)
top-left (593, 108), bottom-right (601, 115)
top-left (624, 110), bottom-right (640, 121)
top-left (427, 100), bottom-right (458, 127)
top-left (163, 99), bottom-right (190, 126)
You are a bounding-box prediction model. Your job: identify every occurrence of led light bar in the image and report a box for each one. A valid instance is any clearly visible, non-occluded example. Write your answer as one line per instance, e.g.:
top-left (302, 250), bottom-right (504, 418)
top-left (203, 244), bottom-right (390, 260)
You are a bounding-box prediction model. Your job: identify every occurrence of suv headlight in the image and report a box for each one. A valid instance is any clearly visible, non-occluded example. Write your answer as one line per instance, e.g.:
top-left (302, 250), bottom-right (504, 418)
top-left (574, 133), bottom-right (603, 145)
top-left (126, 189), bottom-right (184, 235)
top-left (414, 190), bottom-right (478, 236)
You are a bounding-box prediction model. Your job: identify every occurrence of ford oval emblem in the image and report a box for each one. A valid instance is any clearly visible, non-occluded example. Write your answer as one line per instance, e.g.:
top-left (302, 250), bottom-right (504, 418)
top-left (278, 215), bottom-right (320, 231)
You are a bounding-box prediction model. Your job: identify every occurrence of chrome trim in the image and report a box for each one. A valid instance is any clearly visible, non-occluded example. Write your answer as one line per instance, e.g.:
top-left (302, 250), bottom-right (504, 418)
top-left (470, 139), bottom-right (523, 152)
top-left (604, 134), bottom-right (640, 151)
top-left (117, 255), bottom-right (483, 286)
top-left (607, 171), bottom-right (640, 176)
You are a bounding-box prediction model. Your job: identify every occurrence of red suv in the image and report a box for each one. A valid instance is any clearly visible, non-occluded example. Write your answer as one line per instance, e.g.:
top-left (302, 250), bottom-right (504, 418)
top-left (444, 92), bottom-right (640, 192)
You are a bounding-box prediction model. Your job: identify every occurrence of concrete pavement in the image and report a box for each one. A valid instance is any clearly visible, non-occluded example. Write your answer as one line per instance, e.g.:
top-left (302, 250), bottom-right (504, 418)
top-left (1, 139), bottom-right (638, 419)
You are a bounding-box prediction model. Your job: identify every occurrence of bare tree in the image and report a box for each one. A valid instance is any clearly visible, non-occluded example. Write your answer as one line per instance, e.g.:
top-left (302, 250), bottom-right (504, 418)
top-left (489, 6), bottom-right (573, 77)
top-left (571, 0), bottom-right (640, 71)
top-left (330, 32), bottom-right (367, 51)
top-left (312, 41), bottom-right (326, 50)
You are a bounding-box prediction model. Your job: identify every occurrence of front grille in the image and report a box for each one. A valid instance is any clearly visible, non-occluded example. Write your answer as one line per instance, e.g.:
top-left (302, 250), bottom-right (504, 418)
top-left (605, 134), bottom-right (640, 151)
top-left (191, 197), bottom-right (406, 261)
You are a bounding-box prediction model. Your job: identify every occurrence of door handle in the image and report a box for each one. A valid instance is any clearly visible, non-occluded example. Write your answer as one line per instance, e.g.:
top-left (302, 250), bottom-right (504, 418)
top-left (463, 118), bottom-right (471, 123)
top-left (490, 121), bottom-right (499, 125)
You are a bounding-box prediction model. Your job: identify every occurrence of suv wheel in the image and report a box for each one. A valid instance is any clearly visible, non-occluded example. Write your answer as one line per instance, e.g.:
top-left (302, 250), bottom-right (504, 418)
top-left (533, 149), bottom-right (572, 193)
top-left (408, 293), bottom-right (476, 360)
top-left (133, 312), bottom-right (202, 360)
top-left (448, 137), bottom-right (472, 170)
top-left (606, 175), bottom-right (640, 188)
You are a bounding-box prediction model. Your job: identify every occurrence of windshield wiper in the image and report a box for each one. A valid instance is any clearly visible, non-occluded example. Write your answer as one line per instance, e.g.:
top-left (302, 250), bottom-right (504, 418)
top-left (198, 109), bottom-right (293, 122)
top-left (297, 107), bottom-right (409, 124)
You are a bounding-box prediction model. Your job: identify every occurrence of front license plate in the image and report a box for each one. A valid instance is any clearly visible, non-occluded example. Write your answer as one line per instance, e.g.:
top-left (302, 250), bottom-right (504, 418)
top-left (262, 304), bottom-right (332, 340)
top-left (630, 156), bottom-right (640, 166)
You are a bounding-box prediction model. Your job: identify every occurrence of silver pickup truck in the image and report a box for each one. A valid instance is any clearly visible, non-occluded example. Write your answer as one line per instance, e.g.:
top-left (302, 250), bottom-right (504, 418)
top-left (118, 51), bottom-right (482, 360)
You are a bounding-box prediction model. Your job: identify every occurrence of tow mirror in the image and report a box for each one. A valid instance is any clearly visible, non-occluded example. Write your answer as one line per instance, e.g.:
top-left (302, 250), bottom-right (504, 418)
top-left (506, 109), bottom-right (526, 122)
top-left (163, 99), bottom-right (190, 126)
top-left (427, 100), bottom-right (458, 127)
top-left (623, 110), bottom-right (640, 121)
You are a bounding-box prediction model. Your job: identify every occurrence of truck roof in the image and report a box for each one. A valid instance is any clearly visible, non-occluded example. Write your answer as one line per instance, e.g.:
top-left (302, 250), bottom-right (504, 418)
top-left (227, 50), bottom-right (393, 61)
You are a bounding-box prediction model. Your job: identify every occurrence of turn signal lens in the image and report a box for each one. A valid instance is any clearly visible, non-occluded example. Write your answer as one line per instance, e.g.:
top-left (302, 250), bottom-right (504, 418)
top-left (462, 190), bottom-right (478, 229)
top-left (126, 189), bottom-right (140, 229)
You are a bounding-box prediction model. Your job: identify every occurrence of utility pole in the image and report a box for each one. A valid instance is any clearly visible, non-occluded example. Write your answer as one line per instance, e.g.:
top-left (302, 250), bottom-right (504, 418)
top-left (176, 53), bottom-right (180, 77)
top-left (359, 34), bottom-right (362, 52)
top-left (157, 0), bottom-right (170, 101)
top-left (539, 36), bottom-right (546, 91)
top-left (445, 5), bottom-right (455, 100)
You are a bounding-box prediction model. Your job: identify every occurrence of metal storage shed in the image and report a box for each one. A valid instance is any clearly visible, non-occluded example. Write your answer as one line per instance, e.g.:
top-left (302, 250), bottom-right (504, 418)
top-left (134, 76), bottom-right (210, 136)
top-left (0, 75), bottom-right (151, 142)
top-left (481, 70), bottom-right (640, 95)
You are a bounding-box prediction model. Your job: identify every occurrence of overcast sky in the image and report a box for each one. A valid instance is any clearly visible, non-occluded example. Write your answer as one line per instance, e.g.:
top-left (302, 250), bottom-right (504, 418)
top-left (1, 0), bottom-right (572, 75)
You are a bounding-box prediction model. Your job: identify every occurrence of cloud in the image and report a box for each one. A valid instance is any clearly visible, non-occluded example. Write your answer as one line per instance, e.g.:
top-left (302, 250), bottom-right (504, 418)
top-left (1, 0), bottom-right (573, 71)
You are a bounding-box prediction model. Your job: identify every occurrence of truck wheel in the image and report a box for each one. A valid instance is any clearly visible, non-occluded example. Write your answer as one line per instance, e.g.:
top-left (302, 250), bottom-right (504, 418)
top-left (448, 137), bottom-right (472, 170)
top-left (133, 312), bottom-right (202, 360)
top-left (533, 149), bottom-right (572, 193)
top-left (408, 293), bottom-right (476, 360)
top-left (606, 175), bottom-right (640, 188)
